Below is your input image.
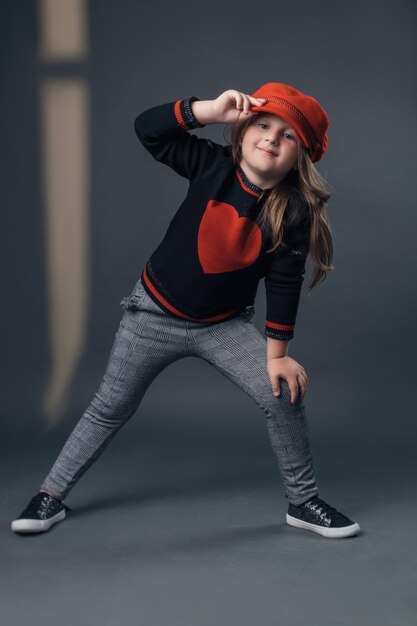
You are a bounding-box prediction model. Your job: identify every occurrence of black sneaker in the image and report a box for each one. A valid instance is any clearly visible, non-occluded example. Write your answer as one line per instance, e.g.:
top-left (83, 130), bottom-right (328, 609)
top-left (11, 492), bottom-right (71, 534)
top-left (286, 495), bottom-right (361, 539)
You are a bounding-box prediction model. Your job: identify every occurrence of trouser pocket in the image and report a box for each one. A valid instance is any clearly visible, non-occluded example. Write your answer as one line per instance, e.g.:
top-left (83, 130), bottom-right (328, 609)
top-left (240, 305), bottom-right (255, 321)
top-left (120, 279), bottom-right (146, 311)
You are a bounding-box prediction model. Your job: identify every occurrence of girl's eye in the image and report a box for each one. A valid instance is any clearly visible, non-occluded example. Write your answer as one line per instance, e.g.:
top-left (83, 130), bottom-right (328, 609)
top-left (258, 124), bottom-right (295, 140)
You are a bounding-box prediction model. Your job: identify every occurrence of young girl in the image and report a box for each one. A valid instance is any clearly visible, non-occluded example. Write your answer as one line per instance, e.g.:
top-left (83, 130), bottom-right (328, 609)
top-left (11, 82), bottom-right (360, 539)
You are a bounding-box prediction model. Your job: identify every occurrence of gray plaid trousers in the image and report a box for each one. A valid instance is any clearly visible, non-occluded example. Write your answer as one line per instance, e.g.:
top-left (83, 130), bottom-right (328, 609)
top-left (40, 278), bottom-right (319, 505)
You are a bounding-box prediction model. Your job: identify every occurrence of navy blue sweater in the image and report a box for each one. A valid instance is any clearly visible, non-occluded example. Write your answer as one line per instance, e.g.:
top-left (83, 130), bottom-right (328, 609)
top-left (134, 96), bottom-right (310, 340)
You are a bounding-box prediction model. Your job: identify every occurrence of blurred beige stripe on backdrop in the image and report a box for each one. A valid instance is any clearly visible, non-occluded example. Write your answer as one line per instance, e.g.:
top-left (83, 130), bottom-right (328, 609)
top-left (38, 0), bottom-right (90, 427)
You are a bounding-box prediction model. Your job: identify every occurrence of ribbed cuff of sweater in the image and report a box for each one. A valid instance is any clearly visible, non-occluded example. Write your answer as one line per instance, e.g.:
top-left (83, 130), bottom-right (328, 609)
top-left (176, 96), bottom-right (206, 130)
top-left (264, 321), bottom-right (295, 341)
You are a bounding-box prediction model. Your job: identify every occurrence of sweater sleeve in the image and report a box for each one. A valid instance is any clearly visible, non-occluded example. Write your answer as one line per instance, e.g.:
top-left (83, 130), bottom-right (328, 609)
top-left (134, 96), bottom-right (226, 181)
top-left (264, 230), bottom-right (309, 341)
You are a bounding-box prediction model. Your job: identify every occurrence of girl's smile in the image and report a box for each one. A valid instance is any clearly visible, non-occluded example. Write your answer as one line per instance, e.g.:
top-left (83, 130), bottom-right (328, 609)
top-left (239, 113), bottom-right (300, 189)
top-left (258, 146), bottom-right (278, 156)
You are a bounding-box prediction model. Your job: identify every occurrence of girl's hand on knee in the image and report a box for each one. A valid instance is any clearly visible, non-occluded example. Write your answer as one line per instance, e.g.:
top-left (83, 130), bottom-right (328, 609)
top-left (267, 356), bottom-right (308, 405)
top-left (212, 90), bottom-right (267, 124)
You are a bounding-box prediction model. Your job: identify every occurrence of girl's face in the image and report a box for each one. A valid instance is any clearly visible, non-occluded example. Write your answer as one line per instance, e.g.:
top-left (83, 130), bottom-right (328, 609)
top-left (239, 113), bottom-right (300, 189)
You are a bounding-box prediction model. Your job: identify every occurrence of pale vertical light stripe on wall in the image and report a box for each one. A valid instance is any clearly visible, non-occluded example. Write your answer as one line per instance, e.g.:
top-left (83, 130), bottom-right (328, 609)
top-left (39, 0), bottom-right (87, 60)
top-left (38, 0), bottom-right (89, 426)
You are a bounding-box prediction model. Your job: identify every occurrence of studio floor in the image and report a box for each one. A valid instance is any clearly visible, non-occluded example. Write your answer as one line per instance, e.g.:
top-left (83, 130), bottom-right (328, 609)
top-left (1, 426), bottom-right (416, 626)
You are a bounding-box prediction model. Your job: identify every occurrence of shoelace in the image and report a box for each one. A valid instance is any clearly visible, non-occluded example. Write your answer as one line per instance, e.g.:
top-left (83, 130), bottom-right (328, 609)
top-left (308, 497), bottom-right (339, 517)
top-left (22, 494), bottom-right (63, 515)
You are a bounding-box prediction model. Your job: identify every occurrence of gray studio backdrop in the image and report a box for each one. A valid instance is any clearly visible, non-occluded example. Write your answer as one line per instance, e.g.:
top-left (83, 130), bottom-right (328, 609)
top-left (1, 0), bottom-right (416, 457)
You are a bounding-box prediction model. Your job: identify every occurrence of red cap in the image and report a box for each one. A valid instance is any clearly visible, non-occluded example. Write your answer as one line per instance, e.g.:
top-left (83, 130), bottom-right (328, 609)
top-left (250, 82), bottom-right (330, 163)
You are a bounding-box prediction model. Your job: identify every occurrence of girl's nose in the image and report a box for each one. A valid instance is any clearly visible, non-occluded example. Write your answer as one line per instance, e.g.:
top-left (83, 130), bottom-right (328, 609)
top-left (267, 133), bottom-right (279, 145)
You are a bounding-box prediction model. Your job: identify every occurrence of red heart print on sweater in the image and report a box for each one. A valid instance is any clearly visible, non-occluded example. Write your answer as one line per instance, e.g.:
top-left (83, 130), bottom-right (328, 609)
top-left (198, 200), bottom-right (262, 274)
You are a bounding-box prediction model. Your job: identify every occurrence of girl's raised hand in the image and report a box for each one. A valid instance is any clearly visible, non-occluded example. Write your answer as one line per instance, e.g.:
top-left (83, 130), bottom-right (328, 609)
top-left (212, 90), bottom-right (267, 124)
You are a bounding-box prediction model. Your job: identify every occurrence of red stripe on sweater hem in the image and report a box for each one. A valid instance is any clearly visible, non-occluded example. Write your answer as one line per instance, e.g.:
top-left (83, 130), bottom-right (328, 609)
top-left (142, 265), bottom-right (241, 323)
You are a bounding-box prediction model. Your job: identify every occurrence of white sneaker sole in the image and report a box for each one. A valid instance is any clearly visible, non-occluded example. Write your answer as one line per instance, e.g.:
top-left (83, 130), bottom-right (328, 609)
top-left (286, 513), bottom-right (361, 538)
top-left (11, 509), bottom-right (67, 533)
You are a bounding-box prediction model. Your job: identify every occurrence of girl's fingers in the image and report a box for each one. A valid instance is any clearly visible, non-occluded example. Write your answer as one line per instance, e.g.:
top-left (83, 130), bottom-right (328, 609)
top-left (298, 372), bottom-right (308, 399)
top-left (235, 92), bottom-right (244, 109)
top-left (273, 369), bottom-right (308, 404)
top-left (242, 95), bottom-right (252, 114)
top-left (289, 377), bottom-right (300, 404)
top-left (299, 368), bottom-right (308, 385)
top-left (243, 94), bottom-right (265, 113)
top-left (236, 93), bottom-right (266, 115)
top-left (274, 368), bottom-right (308, 404)
top-left (237, 93), bottom-right (251, 113)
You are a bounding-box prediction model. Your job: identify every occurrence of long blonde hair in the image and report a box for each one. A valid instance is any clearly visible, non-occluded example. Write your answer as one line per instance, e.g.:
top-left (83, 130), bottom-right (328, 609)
top-left (223, 113), bottom-right (334, 292)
